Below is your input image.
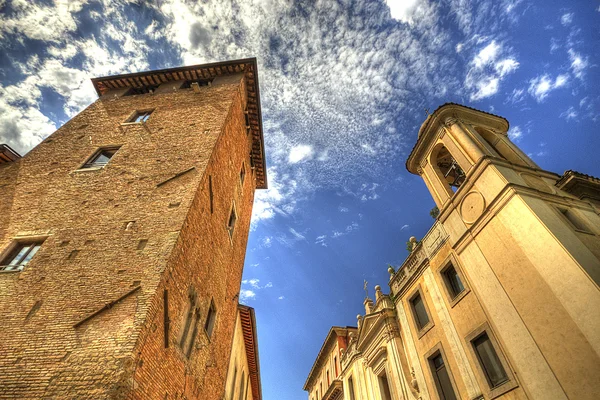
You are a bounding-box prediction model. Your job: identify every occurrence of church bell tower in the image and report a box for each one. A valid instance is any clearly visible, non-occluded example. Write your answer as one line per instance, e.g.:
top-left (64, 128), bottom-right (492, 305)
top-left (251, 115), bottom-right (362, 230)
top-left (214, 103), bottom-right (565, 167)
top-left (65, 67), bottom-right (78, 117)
top-left (405, 103), bottom-right (600, 399)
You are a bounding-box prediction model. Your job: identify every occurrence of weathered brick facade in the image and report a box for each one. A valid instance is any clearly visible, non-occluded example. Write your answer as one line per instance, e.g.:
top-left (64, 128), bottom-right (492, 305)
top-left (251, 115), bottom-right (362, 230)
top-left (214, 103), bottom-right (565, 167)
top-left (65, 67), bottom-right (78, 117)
top-left (0, 59), bottom-right (266, 399)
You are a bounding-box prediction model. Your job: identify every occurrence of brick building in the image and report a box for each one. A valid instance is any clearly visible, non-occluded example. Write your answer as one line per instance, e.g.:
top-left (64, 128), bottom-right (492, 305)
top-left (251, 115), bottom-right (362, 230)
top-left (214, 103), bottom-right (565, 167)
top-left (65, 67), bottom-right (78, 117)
top-left (0, 58), bottom-right (266, 399)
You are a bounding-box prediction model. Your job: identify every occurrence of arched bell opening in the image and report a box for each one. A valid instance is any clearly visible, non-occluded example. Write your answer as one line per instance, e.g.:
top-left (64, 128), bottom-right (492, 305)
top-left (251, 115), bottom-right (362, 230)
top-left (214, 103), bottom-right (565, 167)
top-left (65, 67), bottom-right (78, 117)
top-left (434, 145), bottom-right (466, 193)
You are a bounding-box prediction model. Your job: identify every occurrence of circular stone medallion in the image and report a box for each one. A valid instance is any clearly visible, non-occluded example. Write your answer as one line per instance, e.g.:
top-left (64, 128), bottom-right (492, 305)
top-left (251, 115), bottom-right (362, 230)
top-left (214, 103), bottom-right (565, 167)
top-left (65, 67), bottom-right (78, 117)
top-left (460, 191), bottom-right (486, 224)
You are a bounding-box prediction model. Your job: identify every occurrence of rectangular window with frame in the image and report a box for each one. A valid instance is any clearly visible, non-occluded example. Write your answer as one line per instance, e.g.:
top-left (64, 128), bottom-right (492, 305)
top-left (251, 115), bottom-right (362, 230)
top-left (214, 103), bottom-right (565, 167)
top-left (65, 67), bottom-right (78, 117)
top-left (378, 372), bottom-right (393, 400)
top-left (204, 299), bottom-right (217, 339)
top-left (1, 240), bottom-right (44, 272)
top-left (128, 110), bottom-right (153, 123)
top-left (348, 376), bottom-right (356, 400)
top-left (81, 146), bottom-right (120, 169)
top-left (558, 207), bottom-right (592, 233)
top-left (472, 332), bottom-right (509, 388)
top-left (443, 263), bottom-right (465, 299)
top-left (429, 352), bottom-right (458, 400)
top-left (410, 292), bottom-right (430, 330)
top-left (180, 290), bottom-right (199, 357)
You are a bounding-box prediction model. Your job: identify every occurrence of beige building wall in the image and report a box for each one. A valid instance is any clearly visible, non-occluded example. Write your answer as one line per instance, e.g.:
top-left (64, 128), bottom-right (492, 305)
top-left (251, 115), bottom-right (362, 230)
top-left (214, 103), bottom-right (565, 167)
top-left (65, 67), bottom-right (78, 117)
top-left (224, 305), bottom-right (261, 400)
top-left (306, 103), bottom-right (600, 400)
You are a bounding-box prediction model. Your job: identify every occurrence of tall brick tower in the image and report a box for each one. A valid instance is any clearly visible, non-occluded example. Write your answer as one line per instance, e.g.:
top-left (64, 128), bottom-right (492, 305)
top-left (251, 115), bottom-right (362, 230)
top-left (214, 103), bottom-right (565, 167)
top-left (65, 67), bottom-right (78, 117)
top-left (0, 58), bottom-right (266, 399)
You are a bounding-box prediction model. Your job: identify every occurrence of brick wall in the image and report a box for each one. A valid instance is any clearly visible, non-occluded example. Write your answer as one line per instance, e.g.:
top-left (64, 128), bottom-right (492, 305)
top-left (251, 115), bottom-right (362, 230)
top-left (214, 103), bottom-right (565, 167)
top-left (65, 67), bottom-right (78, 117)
top-left (0, 74), bottom-right (257, 399)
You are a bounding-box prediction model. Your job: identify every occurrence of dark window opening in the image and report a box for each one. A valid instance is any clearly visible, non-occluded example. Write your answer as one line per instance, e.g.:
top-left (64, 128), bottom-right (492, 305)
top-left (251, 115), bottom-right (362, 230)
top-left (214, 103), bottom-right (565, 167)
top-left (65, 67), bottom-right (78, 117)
top-left (124, 85), bottom-right (159, 96)
top-left (240, 163), bottom-right (246, 185)
top-left (249, 151), bottom-right (255, 168)
top-left (472, 332), bottom-right (509, 388)
top-left (430, 352), bottom-right (457, 400)
top-left (163, 289), bottom-right (170, 348)
top-left (227, 206), bottom-right (237, 238)
top-left (209, 176), bottom-right (214, 214)
top-left (378, 373), bottom-right (393, 400)
top-left (411, 292), bottom-right (430, 330)
top-left (180, 291), bottom-right (199, 357)
top-left (181, 79), bottom-right (213, 89)
top-left (185, 309), bottom-right (200, 358)
top-left (82, 147), bottom-right (119, 169)
top-left (128, 110), bottom-right (153, 123)
top-left (204, 300), bottom-right (216, 338)
top-left (443, 263), bottom-right (465, 299)
top-left (1, 241), bottom-right (44, 272)
top-left (348, 376), bottom-right (356, 400)
top-left (327, 370), bottom-right (330, 386)
top-left (436, 146), bottom-right (465, 190)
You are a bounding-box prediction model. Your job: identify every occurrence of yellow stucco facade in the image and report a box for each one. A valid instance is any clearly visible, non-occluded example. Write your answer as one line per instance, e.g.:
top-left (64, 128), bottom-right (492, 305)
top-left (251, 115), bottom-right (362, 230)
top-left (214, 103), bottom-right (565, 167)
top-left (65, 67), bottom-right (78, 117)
top-left (305, 103), bottom-right (600, 400)
top-left (225, 305), bottom-right (261, 400)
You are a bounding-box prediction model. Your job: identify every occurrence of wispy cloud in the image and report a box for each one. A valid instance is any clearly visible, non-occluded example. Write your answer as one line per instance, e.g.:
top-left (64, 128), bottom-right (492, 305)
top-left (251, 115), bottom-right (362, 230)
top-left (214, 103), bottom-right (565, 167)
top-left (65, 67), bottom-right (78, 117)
top-left (560, 12), bottom-right (574, 26)
top-left (560, 107), bottom-right (578, 121)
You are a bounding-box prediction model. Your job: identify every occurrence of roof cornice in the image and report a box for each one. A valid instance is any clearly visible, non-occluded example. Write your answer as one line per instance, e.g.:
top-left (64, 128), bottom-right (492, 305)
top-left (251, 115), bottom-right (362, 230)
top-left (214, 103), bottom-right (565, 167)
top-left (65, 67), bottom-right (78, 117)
top-left (91, 58), bottom-right (268, 189)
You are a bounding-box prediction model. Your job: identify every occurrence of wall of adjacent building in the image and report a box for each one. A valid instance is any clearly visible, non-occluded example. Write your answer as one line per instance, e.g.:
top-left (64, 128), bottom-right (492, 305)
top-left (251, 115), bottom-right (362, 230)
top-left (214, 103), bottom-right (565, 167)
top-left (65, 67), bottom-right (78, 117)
top-left (224, 310), bottom-right (255, 400)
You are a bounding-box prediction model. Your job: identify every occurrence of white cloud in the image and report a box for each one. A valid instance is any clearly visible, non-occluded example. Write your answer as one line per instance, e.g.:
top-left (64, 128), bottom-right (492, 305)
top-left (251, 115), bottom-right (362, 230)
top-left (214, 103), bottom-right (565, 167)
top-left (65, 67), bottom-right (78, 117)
top-left (385, 0), bottom-right (420, 23)
top-left (568, 49), bottom-right (588, 80)
top-left (278, 296), bottom-right (285, 300)
top-left (239, 289), bottom-right (256, 302)
top-left (252, 167), bottom-right (298, 226)
top-left (508, 126), bottom-right (523, 141)
top-left (400, 224), bottom-right (410, 230)
top-left (0, 1), bottom-right (86, 42)
top-left (560, 12), bottom-right (574, 26)
top-left (527, 74), bottom-right (569, 102)
top-left (288, 144), bottom-right (314, 163)
top-left (240, 278), bottom-right (274, 302)
top-left (465, 40), bottom-right (519, 101)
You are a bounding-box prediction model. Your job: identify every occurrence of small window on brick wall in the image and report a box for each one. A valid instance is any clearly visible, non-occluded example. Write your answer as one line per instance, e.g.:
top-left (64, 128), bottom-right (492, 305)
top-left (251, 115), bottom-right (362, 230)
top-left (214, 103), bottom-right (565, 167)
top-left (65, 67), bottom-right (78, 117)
top-left (0, 240), bottom-right (45, 272)
top-left (227, 204), bottom-right (237, 239)
top-left (204, 299), bottom-right (217, 339)
top-left (128, 110), bottom-right (153, 123)
top-left (180, 290), bottom-right (200, 358)
top-left (81, 146), bottom-right (120, 169)
top-left (240, 163), bottom-right (246, 185)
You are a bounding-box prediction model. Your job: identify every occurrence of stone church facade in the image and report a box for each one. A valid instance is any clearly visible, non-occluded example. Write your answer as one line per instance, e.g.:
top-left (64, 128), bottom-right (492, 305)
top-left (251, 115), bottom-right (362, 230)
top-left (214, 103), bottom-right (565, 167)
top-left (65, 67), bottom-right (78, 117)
top-left (0, 59), bottom-right (265, 399)
top-left (305, 104), bottom-right (600, 400)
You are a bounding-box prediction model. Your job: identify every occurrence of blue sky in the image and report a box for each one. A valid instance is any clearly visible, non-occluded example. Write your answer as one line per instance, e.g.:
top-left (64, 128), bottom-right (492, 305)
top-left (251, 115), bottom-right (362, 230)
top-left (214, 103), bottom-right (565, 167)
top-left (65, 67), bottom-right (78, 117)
top-left (1, 0), bottom-right (599, 398)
